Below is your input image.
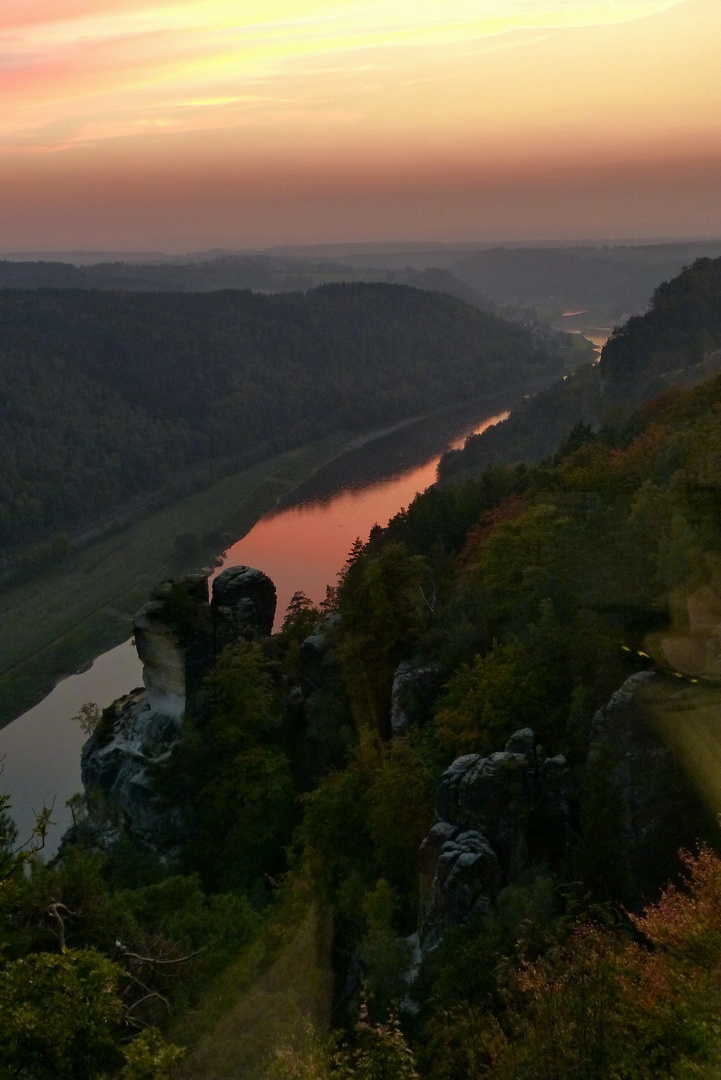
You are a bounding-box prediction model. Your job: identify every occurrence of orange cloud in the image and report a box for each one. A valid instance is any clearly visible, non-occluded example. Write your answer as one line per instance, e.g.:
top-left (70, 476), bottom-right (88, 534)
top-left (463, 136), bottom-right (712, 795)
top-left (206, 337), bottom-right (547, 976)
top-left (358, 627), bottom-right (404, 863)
top-left (0, 0), bottom-right (719, 249)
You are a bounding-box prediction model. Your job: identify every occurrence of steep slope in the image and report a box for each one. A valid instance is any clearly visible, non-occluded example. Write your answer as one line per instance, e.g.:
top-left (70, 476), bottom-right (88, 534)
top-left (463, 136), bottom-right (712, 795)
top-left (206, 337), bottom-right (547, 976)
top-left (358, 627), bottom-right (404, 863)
top-left (0, 283), bottom-right (565, 555)
top-left (451, 241), bottom-right (721, 322)
top-left (440, 256), bottom-right (721, 480)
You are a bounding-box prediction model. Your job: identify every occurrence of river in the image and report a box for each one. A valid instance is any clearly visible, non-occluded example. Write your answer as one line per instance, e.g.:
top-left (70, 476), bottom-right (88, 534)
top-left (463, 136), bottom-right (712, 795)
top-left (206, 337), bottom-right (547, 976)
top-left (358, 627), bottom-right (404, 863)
top-left (0, 407), bottom-right (507, 852)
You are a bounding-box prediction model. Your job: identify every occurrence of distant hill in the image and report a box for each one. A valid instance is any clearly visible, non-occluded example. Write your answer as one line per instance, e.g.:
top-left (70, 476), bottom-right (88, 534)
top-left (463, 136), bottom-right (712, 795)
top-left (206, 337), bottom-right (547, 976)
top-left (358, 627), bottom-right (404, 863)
top-left (439, 256), bottom-right (721, 481)
top-left (0, 283), bottom-right (568, 556)
top-left (449, 241), bottom-right (721, 325)
top-left (0, 254), bottom-right (495, 311)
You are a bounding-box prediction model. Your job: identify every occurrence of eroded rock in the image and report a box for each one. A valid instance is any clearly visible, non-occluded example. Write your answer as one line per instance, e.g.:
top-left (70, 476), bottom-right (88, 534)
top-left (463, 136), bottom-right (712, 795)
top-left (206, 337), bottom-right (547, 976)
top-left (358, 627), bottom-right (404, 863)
top-left (419, 727), bottom-right (573, 951)
top-left (79, 565), bottom-right (278, 853)
top-left (588, 669), bottom-right (712, 891)
top-left (212, 564), bottom-right (277, 646)
top-left (390, 660), bottom-right (441, 736)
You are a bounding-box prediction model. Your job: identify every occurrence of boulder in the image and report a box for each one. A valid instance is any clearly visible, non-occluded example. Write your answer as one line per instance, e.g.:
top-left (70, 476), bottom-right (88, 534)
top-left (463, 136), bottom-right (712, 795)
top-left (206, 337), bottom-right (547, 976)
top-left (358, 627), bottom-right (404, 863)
top-left (211, 565), bottom-right (277, 645)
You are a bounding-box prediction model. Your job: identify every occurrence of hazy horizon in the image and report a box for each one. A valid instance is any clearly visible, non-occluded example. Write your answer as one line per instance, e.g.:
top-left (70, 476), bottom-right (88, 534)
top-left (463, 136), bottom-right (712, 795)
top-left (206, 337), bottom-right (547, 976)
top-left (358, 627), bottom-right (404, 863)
top-left (4, 235), bottom-right (721, 266)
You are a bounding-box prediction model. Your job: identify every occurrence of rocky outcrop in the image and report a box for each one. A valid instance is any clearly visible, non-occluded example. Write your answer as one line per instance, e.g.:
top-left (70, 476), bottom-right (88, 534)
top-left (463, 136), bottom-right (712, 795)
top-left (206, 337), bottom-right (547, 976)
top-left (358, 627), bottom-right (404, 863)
top-left (588, 669), bottom-right (713, 892)
top-left (390, 661), bottom-right (441, 736)
top-left (419, 728), bottom-right (572, 951)
top-left (417, 671), bottom-right (714, 954)
top-left (80, 689), bottom-right (186, 850)
top-left (133, 571), bottom-right (213, 722)
top-left (78, 565), bottom-right (277, 853)
top-left (212, 565), bottom-right (277, 649)
top-left (300, 612), bottom-right (341, 685)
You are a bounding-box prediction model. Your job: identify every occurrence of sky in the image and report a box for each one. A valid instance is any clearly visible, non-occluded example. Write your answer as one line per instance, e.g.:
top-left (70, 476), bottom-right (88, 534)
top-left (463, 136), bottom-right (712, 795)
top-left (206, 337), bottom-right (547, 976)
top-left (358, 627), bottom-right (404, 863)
top-left (1, 0), bottom-right (720, 251)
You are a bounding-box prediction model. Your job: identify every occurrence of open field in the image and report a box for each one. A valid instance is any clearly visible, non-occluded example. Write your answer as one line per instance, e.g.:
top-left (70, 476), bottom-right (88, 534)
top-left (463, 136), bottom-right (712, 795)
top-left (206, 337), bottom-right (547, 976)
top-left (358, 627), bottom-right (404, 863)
top-left (0, 434), bottom-right (350, 727)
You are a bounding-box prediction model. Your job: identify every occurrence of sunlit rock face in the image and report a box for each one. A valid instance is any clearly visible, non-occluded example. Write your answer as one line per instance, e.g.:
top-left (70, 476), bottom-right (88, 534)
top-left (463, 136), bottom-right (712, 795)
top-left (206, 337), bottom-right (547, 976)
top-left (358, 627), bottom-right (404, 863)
top-left (78, 565), bottom-right (277, 853)
top-left (132, 571), bottom-right (214, 722)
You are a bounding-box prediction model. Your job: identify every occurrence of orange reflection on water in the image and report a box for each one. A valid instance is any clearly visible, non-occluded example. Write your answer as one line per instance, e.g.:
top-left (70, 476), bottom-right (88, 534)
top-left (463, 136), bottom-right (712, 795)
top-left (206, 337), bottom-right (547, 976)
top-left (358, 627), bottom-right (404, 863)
top-left (212, 411), bottom-right (507, 625)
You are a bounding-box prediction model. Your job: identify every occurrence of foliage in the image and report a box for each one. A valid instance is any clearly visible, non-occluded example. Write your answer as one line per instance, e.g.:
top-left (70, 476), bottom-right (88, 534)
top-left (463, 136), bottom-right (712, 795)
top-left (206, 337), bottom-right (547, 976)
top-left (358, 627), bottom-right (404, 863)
top-left (8, 259), bottom-right (721, 1077)
top-left (268, 1008), bottom-right (419, 1080)
top-left (359, 880), bottom-right (414, 1019)
top-left (0, 283), bottom-right (563, 556)
top-left (0, 948), bottom-right (127, 1080)
top-left (73, 700), bottom-right (103, 737)
top-left (337, 543), bottom-right (429, 737)
top-left (119, 1027), bottom-right (185, 1080)
top-left (365, 739), bottom-right (435, 918)
top-left (434, 641), bottom-right (553, 757)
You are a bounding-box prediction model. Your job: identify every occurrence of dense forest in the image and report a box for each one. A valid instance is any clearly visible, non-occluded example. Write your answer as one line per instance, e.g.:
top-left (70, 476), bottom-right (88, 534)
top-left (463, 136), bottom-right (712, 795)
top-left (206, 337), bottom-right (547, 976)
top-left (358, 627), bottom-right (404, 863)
top-left (3, 258), bottom-right (721, 1077)
top-left (0, 283), bottom-right (575, 558)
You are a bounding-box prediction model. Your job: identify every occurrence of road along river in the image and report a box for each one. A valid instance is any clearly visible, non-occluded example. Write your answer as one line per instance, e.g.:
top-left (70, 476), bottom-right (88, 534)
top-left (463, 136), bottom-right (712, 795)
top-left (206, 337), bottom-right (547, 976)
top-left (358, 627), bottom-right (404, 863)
top-left (0, 406), bottom-right (507, 851)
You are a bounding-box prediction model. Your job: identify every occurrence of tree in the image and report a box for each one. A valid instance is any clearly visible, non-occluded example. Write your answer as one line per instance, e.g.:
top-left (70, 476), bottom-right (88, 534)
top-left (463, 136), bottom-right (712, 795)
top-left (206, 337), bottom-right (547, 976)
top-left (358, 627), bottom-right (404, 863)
top-left (72, 701), bottom-right (102, 737)
top-left (0, 949), bottom-right (127, 1080)
top-left (338, 543), bottom-right (428, 738)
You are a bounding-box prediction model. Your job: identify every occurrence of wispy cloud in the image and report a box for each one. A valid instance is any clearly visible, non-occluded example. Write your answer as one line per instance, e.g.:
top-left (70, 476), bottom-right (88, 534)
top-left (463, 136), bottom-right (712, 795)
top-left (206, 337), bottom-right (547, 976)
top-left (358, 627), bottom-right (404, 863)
top-left (0, 0), bottom-right (697, 163)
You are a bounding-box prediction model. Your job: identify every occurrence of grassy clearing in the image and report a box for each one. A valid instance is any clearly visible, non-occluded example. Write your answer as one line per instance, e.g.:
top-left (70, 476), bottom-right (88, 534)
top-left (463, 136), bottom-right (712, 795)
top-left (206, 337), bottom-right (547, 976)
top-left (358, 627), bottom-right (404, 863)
top-left (175, 900), bottom-right (333, 1080)
top-left (0, 434), bottom-right (349, 726)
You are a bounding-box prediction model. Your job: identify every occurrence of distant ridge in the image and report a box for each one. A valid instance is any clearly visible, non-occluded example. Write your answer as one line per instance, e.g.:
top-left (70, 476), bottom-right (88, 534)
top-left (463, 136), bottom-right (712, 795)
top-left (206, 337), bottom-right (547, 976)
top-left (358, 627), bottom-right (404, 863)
top-left (0, 250), bottom-right (173, 265)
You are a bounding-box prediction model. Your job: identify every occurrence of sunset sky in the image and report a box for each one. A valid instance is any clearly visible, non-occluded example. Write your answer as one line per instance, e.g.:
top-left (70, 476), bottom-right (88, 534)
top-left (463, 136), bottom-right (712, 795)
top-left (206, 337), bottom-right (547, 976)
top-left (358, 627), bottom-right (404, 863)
top-left (1, 0), bottom-right (720, 251)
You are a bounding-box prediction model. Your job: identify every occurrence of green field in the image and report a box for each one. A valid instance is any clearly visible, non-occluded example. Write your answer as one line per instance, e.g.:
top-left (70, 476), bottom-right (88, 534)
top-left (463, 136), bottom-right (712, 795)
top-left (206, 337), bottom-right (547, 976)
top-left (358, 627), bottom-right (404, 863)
top-left (0, 434), bottom-right (350, 727)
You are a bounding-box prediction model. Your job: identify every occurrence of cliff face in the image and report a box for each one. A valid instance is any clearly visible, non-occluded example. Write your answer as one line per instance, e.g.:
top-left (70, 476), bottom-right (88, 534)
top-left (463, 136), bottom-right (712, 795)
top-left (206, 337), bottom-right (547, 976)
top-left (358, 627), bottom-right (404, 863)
top-left (79, 565), bottom-right (276, 852)
top-left (132, 571), bottom-right (212, 723)
top-left (419, 728), bottom-right (572, 952)
top-left (417, 671), bottom-right (712, 955)
top-left (588, 670), bottom-right (717, 891)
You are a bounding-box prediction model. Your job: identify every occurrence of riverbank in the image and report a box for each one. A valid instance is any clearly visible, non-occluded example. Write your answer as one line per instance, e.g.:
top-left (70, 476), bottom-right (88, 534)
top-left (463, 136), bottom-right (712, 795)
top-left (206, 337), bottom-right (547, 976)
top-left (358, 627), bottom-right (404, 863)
top-left (0, 433), bottom-right (353, 727)
top-left (0, 378), bottom-right (560, 729)
top-left (0, 399), bottom-right (514, 854)
top-left (0, 404), bottom-right (495, 728)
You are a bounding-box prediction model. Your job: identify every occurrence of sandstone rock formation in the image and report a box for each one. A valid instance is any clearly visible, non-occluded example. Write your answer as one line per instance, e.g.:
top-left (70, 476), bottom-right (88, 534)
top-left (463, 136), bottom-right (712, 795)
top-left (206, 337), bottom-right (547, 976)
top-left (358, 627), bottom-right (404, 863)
top-left (133, 571), bottom-right (213, 722)
top-left (390, 661), bottom-right (441, 736)
top-left (419, 728), bottom-right (572, 951)
top-left (78, 565), bottom-right (277, 852)
top-left (588, 669), bottom-right (714, 891)
top-left (212, 564), bottom-right (277, 649)
top-left (417, 670), bottom-right (713, 955)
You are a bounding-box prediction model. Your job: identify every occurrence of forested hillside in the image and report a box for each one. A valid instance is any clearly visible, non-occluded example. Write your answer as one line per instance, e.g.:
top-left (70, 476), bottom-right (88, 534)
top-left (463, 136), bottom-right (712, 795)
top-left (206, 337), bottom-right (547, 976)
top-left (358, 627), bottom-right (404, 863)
top-left (0, 255), bottom-right (493, 312)
top-left (440, 255), bottom-right (721, 481)
top-left (450, 240), bottom-right (721, 322)
top-left (0, 283), bottom-right (569, 556)
top-left (4, 259), bottom-right (721, 1077)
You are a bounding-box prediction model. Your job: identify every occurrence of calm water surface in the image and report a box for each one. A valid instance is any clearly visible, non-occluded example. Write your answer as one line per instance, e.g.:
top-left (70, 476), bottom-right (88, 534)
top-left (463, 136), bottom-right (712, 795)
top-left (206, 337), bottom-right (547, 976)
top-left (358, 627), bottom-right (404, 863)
top-left (212, 410), bottom-right (506, 623)
top-left (0, 408), bottom-right (507, 850)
